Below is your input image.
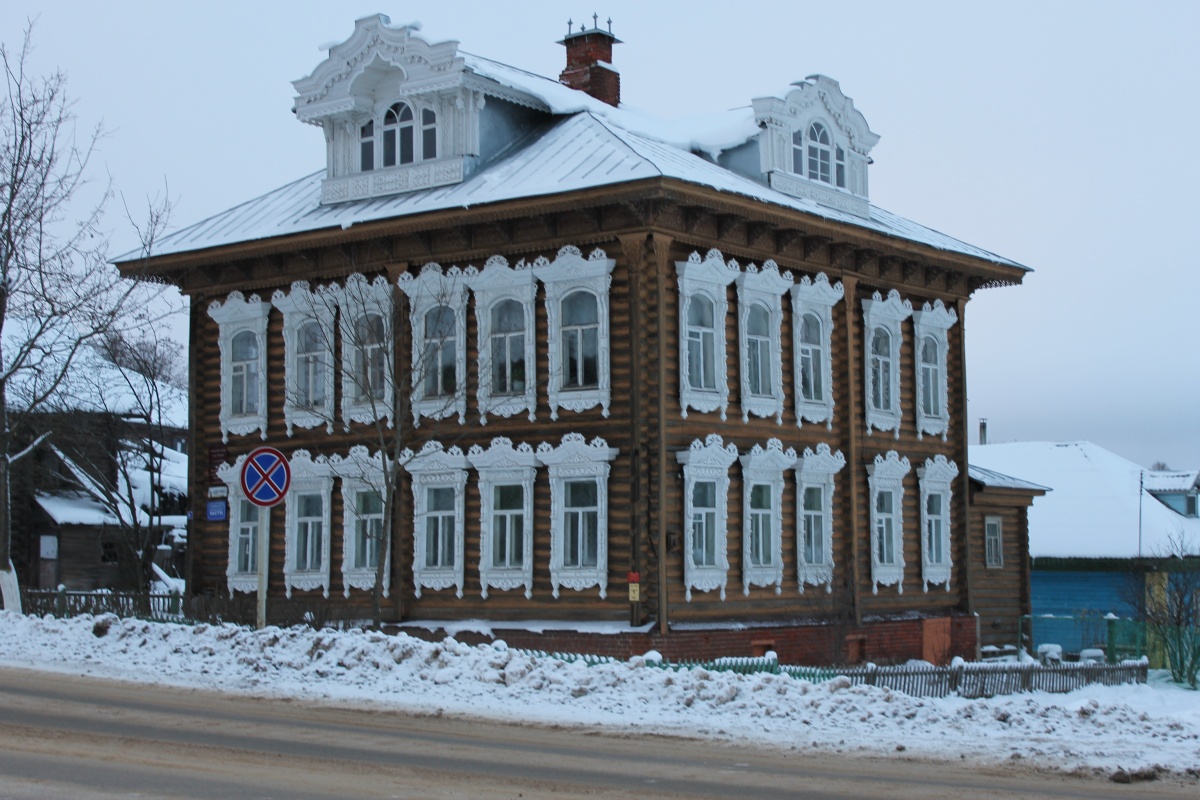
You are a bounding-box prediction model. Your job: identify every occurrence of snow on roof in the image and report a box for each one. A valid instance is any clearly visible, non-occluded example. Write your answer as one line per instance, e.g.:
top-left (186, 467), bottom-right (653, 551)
top-left (126, 112), bottom-right (1023, 271)
top-left (967, 464), bottom-right (1049, 493)
top-left (971, 441), bottom-right (1200, 559)
top-left (35, 491), bottom-right (121, 527)
top-left (1143, 470), bottom-right (1200, 493)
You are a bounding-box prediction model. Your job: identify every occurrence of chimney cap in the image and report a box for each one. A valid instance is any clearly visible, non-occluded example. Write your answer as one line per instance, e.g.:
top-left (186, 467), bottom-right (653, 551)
top-left (558, 14), bottom-right (622, 45)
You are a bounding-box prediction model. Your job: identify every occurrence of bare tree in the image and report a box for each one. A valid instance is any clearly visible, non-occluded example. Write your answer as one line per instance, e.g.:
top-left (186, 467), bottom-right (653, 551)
top-left (1149, 461), bottom-right (1171, 472)
top-left (0, 24), bottom-right (171, 611)
top-left (1126, 529), bottom-right (1200, 687)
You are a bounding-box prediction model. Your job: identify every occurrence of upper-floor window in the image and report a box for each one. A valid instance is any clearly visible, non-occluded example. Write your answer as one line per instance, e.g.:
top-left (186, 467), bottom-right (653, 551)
top-left (466, 255), bottom-right (537, 424)
top-left (296, 322), bottom-right (327, 410)
top-left (422, 108), bottom-right (437, 159)
top-left (862, 290), bottom-right (913, 438)
top-left (354, 313), bottom-right (388, 402)
top-left (677, 434), bottom-right (738, 601)
top-left (808, 122), bottom-right (832, 184)
top-left (362, 102), bottom-right (437, 173)
top-left (398, 263), bottom-right (468, 425)
top-left (337, 274), bottom-right (395, 431)
top-left (423, 305), bottom-right (458, 398)
top-left (912, 300), bottom-right (958, 441)
top-left (737, 260), bottom-right (791, 424)
top-left (490, 300), bottom-right (526, 395)
top-left (676, 250), bottom-right (738, 420)
top-left (360, 120), bottom-right (375, 171)
top-left (273, 281), bottom-right (337, 436)
top-left (382, 102), bottom-right (414, 167)
top-left (533, 246), bottom-right (615, 420)
top-left (867, 450), bottom-right (910, 594)
top-left (798, 313), bottom-right (823, 403)
top-left (792, 129), bottom-right (804, 175)
top-left (209, 292), bottom-right (271, 442)
top-left (791, 273), bottom-right (842, 429)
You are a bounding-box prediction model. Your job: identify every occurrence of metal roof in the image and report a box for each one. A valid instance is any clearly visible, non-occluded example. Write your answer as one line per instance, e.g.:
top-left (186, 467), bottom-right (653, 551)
top-left (967, 464), bottom-right (1050, 493)
top-left (1143, 470), bottom-right (1200, 493)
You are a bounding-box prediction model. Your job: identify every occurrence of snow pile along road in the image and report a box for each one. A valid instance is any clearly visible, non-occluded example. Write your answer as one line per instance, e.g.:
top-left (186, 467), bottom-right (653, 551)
top-left (1, 611), bottom-right (1198, 776)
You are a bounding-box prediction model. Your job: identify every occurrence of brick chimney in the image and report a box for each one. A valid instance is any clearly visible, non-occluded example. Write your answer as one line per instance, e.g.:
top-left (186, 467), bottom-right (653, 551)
top-left (558, 15), bottom-right (622, 107)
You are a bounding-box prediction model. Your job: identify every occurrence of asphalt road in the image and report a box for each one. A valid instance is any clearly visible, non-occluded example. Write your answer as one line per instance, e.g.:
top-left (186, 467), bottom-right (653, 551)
top-left (0, 665), bottom-right (1193, 799)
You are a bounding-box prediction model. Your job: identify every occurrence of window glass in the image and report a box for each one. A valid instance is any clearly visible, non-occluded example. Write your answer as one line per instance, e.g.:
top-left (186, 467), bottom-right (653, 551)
top-left (925, 493), bottom-right (944, 564)
top-left (803, 485), bottom-right (825, 565)
top-left (360, 120), bottom-right (374, 171)
top-left (492, 484), bottom-right (524, 567)
top-left (237, 499), bottom-right (258, 573)
top-left (425, 486), bottom-right (456, 568)
top-left (354, 490), bottom-right (383, 570)
top-left (920, 336), bottom-right (940, 417)
top-left (564, 480), bottom-right (599, 568)
top-left (231, 330), bottom-right (259, 416)
top-left (354, 314), bottom-right (387, 402)
top-left (295, 493), bottom-right (323, 571)
top-left (490, 299), bottom-right (526, 395)
top-left (748, 484), bottom-right (772, 567)
top-left (746, 305), bottom-right (771, 397)
top-left (870, 327), bottom-right (892, 411)
top-left (686, 294), bottom-right (717, 391)
top-left (423, 305), bottom-right (457, 398)
top-left (421, 108), bottom-right (437, 159)
top-left (791, 129), bottom-right (804, 175)
top-left (296, 321), bottom-right (326, 409)
top-left (561, 291), bottom-right (599, 388)
top-left (808, 122), bottom-right (832, 184)
top-left (799, 313), bottom-right (824, 402)
top-left (875, 490), bottom-right (895, 564)
top-left (691, 481), bottom-right (717, 567)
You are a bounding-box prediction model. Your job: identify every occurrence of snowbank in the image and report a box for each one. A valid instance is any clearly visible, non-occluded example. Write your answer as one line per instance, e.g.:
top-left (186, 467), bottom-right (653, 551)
top-left (1, 612), bottom-right (1198, 776)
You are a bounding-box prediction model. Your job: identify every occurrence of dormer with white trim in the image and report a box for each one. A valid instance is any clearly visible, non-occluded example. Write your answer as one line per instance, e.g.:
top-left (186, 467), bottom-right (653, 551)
top-left (751, 75), bottom-right (880, 218)
top-left (293, 15), bottom-right (549, 205)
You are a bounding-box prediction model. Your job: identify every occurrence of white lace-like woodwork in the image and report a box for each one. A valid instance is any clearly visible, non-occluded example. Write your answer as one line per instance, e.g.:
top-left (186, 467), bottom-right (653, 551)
top-left (736, 261), bottom-right (793, 424)
top-left (790, 273), bottom-right (843, 429)
top-left (336, 274), bottom-right (396, 431)
top-left (912, 300), bottom-right (958, 441)
top-left (917, 455), bottom-right (958, 592)
top-left (398, 264), bottom-right (468, 426)
top-left (272, 282), bottom-right (337, 436)
top-left (465, 256), bottom-right (538, 424)
top-left (676, 250), bottom-right (739, 421)
top-left (862, 290), bottom-right (913, 438)
top-left (739, 439), bottom-right (796, 595)
top-left (676, 434), bottom-right (739, 601)
top-left (216, 456), bottom-right (262, 596)
top-left (794, 442), bottom-right (846, 593)
top-left (468, 437), bottom-right (539, 599)
top-left (401, 441), bottom-right (468, 598)
top-left (867, 450), bottom-right (911, 594)
top-left (282, 451), bottom-right (334, 599)
top-left (208, 292), bottom-right (271, 443)
top-left (331, 446), bottom-right (393, 598)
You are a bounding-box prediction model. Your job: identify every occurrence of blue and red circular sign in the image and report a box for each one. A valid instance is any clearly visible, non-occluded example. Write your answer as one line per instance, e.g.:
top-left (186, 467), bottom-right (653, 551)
top-left (240, 447), bottom-right (291, 508)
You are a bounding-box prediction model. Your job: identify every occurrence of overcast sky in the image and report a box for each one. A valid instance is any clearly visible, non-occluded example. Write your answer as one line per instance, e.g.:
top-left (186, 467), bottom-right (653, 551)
top-left (3, 0), bottom-right (1197, 469)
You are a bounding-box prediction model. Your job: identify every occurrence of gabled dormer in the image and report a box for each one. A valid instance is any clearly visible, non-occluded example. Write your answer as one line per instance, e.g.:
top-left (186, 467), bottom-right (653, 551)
top-left (751, 75), bottom-right (880, 218)
top-left (293, 15), bottom-right (549, 205)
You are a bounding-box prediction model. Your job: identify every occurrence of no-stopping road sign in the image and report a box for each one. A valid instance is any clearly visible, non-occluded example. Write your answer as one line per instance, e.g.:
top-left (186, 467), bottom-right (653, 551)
top-left (241, 447), bottom-right (291, 507)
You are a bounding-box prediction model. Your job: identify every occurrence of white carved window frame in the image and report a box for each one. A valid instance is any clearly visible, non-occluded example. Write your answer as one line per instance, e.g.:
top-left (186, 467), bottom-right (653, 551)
top-left (401, 441), bottom-right (468, 598)
top-left (791, 273), bottom-right (843, 429)
top-left (862, 290), bottom-right (913, 438)
top-left (398, 264), bottom-right (468, 426)
top-left (676, 434), bottom-right (739, 601)
top-left (736, 261), bottom-right (793, 424)
top-left (282, 451), bottom-right (333, 599)
top-left (465, 256), bottom-right (537, 424)
top-left (917, 455), bottom-right (958, 592)
top-left (468, 437), bottom-right (538, 599)
top-left (332, 273), bottom-right (396, 431)
top-left (208, 292), bottom-right (271, 443)
top-left (867, 450), bottom-right (911, 594)
top-left (533, 246), bottom-right (615, 420)
top-left (332, 445), bottom-right (393, 599)
top-left (795, 442), bottom-right (847, 593)
top-left (216, 457), bottom-right (264, 596)
top-left (272, 281), bottom-right (337, 436)
top-left (739, 438), bottom-right (796, 596)
top-left (912, 299), bottom-right (958, 441)
top-left (676, 250), bottom-right (739, 420)
top-left (536, 433), bottom-right (618, 598)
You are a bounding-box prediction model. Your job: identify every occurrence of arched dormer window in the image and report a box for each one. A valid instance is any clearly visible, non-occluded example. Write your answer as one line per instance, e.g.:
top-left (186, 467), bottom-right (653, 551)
top-left (792, 129), bottom-right (804, 175)
top-left (807, 122), bottom-right (832, 184)
top-left (421, 108), bottom-right (437, 159)
top-left (383, 102), bottom-right (415, 167)
top-left (359, 120), bottom-right (375, 172)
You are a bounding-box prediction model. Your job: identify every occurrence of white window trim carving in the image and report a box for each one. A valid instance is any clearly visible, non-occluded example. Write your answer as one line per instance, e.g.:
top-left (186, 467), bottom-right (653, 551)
top-left (335, 273), bottom-right (396, 431)
top-left (468, 437), bottom-right (538, 599)
top-left (398, 263), bottom-right (468, 426)
top-left (465, 256), bottom-right (537, 424)
top-left (676, 434), bottom-right (739, 601)
top-left (867, 450), bottom-right (911, 594)
top-left (862, 290), bottom-right (913, 438)
top-left (790, 273), bottom-right (843, 429)
top-left (401, 441), bottom-right (468, 598)
top-left (736, 261), bottom-right (793, 424)
top-left (917, 455), bottom-right (958, 593)
top-left (282, 451), bottom-right (334, 599)
top-left (208, 292), bottom-right (271, 443)
top-left (676, 249), bottom-right (739, 420)
top-left (272, 281), bottom-right (337, 436)
top-left (739, 438), bottom-right (796, 596)
top-left (216, 456), bottom-right (264, 596)
top-left (535, 433), bottom-right (618, 598)
top-left (533, 246), bottom-right (615, 420)
top-left (794, 442), bottom-right (846, 593)
top-left (912, 299), bottom-right (958, 441)
top-left (331, 445), bottom-right (393, 599)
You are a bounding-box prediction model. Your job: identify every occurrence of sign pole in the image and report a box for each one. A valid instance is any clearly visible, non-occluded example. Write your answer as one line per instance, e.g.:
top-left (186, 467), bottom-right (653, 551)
top-left (256, 506), bottom-right (269, 629)
top-left (240, 446), bottom-right (291, 631)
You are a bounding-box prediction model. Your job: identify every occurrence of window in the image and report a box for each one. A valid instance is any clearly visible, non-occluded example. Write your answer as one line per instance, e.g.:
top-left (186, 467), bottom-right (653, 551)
top-left (421, 108), bottom-right (437, 159)
top-left (333, 274), bottom-right (395, 430)
top-left (99, 540), bottom-right (119, 565)
top-left (740, 438), bottom-right (797, 595)
top-left (807, 122), bottom-right (832, 184)
top-left (334, 446), bottom-right (393, 598)
top-left (354, 313), bottom-right (387, 402)
top-left (792, 128), bottom-right (804, 175)
top-left (235, 499), bottom-right (259, 576)
top-left (912, 300), bottom-right (958, 441)
top-left (360, 119), bottom-right (374, 171)
top-left (382, 102), bottom-right (414, 168)
top-left (533, 246), bottom-right (615, 420)
top-left (536, 433), bottom-right (618, 598)
top-left (795, 442), bottom-right (846, 592)
top-left (398, 263), bottom-right (467, 425)
top-left (677, 434), bottom-right (738, 601)
top-left (985, 516), bottom-right (1003, 568)
top-left (676, 249), bottom-right (739, 420)
top-left (216, 456), bottom-right (267, 595)
top-left (466, 256), bottom-right (537, 424)
top-left (401, 441), bottom-right (468, 598)
top-left (790, 273), bottom-right (843, 429)
top-left (273, 281), bottom-right (337, 436)
top-left (209, 291), bottom-right (271, 442)
top-left (862, 290), bottom-right (913, 437)
top-left (283, 451), bottom-right (333, 598)
top-left (469, 437), bottom-right (538, 599)
top-left (736, 260), bottom-right (792, 424)
top-left (835, 145), bottom-right (846, 189)
top-left (918, 455), bottom-right (958, 592)
top-left (867, 450), bottom-right (911, 594)
top-left (1188, 495), bottom-right (1198, 518)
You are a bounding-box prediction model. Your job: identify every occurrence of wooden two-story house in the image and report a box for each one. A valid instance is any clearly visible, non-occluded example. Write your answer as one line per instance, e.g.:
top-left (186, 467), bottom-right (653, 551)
top-left (117, 15), bottom-right (1039, 663)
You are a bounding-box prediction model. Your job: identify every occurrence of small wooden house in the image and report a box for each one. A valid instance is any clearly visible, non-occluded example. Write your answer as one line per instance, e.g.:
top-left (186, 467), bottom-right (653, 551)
top-left (117, 16), bottom-right (1038, 664)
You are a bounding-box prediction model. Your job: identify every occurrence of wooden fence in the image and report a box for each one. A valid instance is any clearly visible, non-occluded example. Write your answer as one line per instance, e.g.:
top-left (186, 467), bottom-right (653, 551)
top-left (21, 588), bottom-right (184, 621)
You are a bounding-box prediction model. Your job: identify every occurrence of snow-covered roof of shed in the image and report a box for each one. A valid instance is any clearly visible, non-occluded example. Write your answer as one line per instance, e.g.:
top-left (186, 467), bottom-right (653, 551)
top-left (1144, 470), bottom-right (1200, 493)
top-left (967, 464), bottom-right (1049, 493)
top-left (971, 441), bottom-right (1200, 559)
top-left (129, 112), bottom-right (1023, 270)
top-left (35, 491), bottom-right (121, 527)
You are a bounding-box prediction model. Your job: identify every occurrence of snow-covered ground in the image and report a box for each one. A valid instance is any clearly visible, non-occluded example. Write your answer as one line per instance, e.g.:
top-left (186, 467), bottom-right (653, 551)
top-left (2, 611), bottom-right (1198, 779)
